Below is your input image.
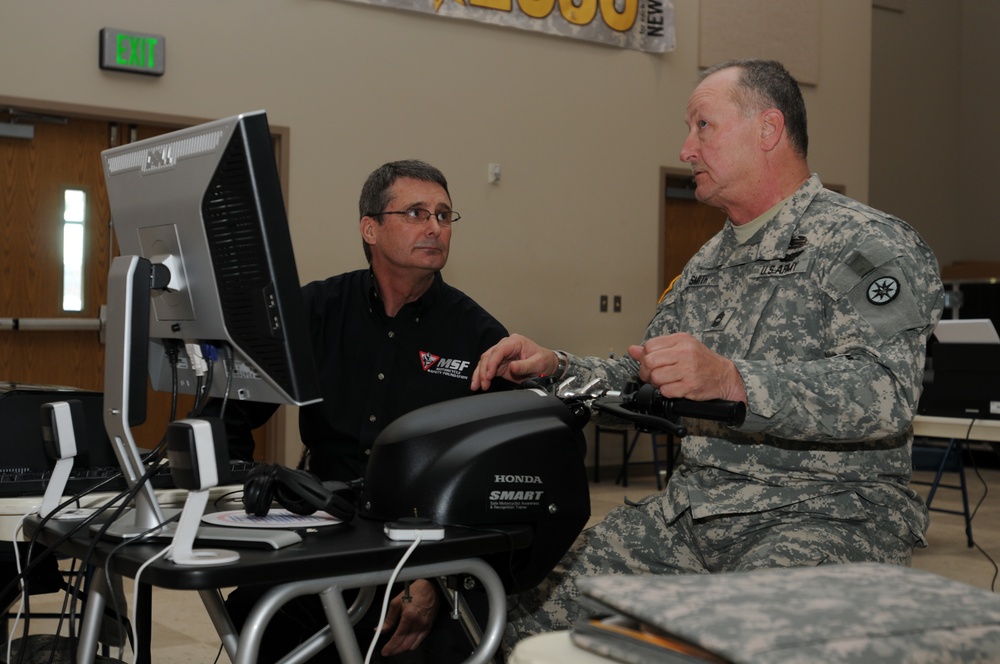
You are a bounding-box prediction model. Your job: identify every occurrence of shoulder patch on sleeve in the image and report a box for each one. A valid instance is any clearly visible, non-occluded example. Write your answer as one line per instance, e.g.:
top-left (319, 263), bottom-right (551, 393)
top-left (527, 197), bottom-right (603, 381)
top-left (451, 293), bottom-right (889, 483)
top-left (828, 238), bottom-right (903, 298)
top-left (658, 274), bottom-right (682, 304)
top-left (847, 252), bottom-right (875, 277)
top-left (848, 264), bottom-right (925, 339)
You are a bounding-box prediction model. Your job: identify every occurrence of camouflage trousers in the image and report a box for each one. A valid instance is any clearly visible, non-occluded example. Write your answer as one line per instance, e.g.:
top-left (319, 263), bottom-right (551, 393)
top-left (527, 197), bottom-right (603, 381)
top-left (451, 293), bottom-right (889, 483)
top-left (503, 489), bottom-right (917, 654)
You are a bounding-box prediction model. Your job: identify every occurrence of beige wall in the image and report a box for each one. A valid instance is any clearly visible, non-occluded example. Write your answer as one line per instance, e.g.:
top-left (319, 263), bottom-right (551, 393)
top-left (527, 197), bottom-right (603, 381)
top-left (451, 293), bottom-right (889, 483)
top-left (958, 0), bottom-right (1000, 263)
top-left (1, 0), bottom-right (875, 465)
top-left (870, 0), bottom-right (1000, 270)
top-left (870, 1), bottom-right (962, 268)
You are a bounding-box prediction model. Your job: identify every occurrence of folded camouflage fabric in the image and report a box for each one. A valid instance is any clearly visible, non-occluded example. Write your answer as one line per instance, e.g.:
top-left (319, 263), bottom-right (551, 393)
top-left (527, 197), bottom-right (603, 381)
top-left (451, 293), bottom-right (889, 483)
top-left (572, 563), bottom-right (1000, 663)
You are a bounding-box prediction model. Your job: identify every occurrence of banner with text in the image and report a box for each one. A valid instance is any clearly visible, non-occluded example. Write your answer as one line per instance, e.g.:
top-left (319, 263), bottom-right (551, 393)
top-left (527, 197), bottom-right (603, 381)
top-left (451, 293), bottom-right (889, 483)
top-left (338, 0), bottom-right (675, 53)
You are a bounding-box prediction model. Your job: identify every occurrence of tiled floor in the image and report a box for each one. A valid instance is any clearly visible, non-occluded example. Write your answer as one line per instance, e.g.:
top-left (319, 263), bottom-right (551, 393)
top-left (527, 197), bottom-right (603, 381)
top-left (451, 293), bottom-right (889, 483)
top-left (13, 446), bottom-right (1000, 662)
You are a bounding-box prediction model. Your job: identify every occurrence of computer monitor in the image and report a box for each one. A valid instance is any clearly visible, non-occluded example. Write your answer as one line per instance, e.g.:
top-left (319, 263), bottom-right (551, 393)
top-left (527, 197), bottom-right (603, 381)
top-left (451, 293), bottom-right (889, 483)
top-left (103, 110), bottom-right (320, 407)
top-left (100, 110), bottom-right (321, 536)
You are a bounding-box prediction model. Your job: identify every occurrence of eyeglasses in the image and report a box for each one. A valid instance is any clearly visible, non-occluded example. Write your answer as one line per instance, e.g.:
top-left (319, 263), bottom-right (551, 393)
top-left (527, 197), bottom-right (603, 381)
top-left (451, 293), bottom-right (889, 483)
top-left (371, 208), bottom-right (461, 225)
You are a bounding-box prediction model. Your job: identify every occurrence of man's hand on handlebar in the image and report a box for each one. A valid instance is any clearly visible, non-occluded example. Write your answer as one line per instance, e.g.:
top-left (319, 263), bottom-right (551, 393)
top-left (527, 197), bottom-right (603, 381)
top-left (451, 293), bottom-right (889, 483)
top-left (628, 333), bottom-right (748, 404)
top-left (471, 334), bottom-right (558, 391)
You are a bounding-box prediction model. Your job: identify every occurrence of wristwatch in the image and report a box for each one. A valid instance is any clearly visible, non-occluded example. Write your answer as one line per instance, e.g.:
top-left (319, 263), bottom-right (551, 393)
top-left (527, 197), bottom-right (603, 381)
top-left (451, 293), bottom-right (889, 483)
top-left (552, 350), bottom-right (569, 379)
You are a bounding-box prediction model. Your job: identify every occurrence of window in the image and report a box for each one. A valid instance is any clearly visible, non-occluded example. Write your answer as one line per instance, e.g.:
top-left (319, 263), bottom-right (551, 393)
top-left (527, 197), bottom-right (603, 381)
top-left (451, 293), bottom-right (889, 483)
top-left (62, 188), bottom-right (86, 312)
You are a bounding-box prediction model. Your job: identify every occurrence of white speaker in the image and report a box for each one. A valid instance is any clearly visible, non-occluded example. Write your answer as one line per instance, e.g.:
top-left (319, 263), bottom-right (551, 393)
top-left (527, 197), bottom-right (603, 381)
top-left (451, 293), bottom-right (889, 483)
top-left (39, 401), bottom-right (80, 518)
top-left (165, 418), bottom-right (238, 566)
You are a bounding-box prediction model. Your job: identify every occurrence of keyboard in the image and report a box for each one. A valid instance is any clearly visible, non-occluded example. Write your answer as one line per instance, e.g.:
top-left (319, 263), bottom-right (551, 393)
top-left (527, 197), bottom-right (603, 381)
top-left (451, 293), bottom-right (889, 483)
top-left (0, 460), bottom-right (263, 498)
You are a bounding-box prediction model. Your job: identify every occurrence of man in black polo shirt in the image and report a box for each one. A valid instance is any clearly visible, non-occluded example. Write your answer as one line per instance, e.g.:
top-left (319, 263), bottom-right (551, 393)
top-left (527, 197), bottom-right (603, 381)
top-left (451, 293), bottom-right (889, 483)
top-left (220, 160), bottom-right (510, 662)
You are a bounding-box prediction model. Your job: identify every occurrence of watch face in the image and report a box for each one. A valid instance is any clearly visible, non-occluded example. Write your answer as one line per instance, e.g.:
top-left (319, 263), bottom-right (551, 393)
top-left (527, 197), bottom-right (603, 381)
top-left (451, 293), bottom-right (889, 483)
top-left (867, 276), bottom-right (899, 305)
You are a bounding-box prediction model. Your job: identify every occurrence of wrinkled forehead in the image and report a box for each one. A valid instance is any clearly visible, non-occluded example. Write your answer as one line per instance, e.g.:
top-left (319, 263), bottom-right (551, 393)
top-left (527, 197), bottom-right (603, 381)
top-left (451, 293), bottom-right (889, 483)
top-left (686, 71), bottom-right (739, 118)
top-left (388, 177), bottom-right (453, 209)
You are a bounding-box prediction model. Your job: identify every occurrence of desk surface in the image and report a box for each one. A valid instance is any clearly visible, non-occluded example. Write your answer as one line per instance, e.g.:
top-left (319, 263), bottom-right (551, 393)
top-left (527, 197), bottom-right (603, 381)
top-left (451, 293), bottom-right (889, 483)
top-left (509, 631), bottom-right (609, 664)
top-left (25, 513), bottom-right (533, 591)
top-left (0, 485), bottom-right (242, 541)
top-left (913, 414), bottom-right (1000, 442)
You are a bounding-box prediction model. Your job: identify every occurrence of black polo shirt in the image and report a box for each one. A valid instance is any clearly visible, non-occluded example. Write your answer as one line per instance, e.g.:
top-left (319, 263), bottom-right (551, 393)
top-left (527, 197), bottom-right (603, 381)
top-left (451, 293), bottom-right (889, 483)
top-left (220, 269), bottom-right (510, 482)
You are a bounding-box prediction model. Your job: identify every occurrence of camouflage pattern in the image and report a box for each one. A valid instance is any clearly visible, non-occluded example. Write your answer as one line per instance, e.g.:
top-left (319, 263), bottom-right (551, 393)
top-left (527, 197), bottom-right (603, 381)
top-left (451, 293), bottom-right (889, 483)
top-left (503, 175), bottom-right (945, 652)
top-left (571, 564), bottom-right (1000, 663)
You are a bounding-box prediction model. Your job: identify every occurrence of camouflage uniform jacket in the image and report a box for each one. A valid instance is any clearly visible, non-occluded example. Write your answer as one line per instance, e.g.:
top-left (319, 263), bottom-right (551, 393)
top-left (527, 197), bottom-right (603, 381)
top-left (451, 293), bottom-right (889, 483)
top-left (568, 175), bottom-right (944, 541)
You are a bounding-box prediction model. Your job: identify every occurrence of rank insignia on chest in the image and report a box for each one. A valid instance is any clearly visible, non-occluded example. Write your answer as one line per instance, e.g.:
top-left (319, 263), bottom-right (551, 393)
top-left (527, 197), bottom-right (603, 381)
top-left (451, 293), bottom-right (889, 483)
top-left (704, 309), bottom-right (735, 332)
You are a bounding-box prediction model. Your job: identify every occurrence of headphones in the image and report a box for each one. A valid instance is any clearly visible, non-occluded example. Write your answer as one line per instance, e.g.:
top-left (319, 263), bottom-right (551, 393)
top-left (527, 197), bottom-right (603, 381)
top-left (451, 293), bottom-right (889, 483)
top-left (242, 464), bottom-right (357, 523)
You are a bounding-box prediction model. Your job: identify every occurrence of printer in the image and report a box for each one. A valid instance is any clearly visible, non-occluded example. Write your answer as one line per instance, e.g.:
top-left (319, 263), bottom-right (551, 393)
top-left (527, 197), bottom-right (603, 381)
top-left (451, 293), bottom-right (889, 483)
top-left (0, 382), bottom-right (116, 472)
top-left (918, 343), bottom-right (1000, 420)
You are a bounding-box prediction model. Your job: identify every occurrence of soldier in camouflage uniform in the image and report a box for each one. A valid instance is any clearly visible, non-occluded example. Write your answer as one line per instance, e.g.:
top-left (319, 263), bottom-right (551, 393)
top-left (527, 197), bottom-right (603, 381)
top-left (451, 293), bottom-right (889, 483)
top-left (471, 59), bottom-right (944, 651)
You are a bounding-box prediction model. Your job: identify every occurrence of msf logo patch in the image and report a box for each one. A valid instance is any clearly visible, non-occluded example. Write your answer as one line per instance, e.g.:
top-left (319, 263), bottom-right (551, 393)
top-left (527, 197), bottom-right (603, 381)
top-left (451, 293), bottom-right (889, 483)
top-left (420, 351), bottom-right (471, 380)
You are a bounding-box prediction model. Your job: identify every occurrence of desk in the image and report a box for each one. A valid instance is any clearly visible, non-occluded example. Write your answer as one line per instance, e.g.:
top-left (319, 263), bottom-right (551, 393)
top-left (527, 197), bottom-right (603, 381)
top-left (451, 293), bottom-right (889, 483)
top-left (912, 414), bottom-right (1000, 443)
top-left (509, 631), bottom-right (606, 664)
top-left (912, 414), bottom-right (975, 440)
top-left (0, 485), bottom-right (242, 541)
top-left (911, 415), bottom-right (1000, 548)
top-left (26, 513), bottom-right (531, 664)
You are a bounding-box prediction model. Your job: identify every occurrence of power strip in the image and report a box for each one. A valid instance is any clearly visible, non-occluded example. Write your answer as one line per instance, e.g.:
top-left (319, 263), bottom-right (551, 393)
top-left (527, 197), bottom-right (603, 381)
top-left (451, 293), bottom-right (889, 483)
top-left (384, 517), bottom-right (445, 541)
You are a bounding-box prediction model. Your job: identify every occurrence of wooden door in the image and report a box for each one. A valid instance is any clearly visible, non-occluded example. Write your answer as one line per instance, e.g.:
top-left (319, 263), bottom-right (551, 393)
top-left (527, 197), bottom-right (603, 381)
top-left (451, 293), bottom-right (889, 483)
top-left (1, 117), bottom-right (110, 388)
top-left (661, 171), bottom-right (727, 294)
top-left (0, 115), bottom-right (192, 448)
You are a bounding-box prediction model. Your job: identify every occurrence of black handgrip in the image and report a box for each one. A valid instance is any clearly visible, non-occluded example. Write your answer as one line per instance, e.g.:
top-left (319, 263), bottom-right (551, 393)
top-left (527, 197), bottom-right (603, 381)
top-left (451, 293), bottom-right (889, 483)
top-left (626, 382), bottom-right (746, 426)
top-left (660, 398), bottom-right (746, 426)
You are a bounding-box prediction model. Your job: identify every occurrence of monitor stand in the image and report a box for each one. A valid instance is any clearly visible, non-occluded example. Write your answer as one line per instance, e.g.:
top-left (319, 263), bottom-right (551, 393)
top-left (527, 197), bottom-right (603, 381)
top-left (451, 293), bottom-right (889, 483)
top-left (99, 255), bottom-right (301, 550)
top-left (93, 516), bottom-right (301, 550)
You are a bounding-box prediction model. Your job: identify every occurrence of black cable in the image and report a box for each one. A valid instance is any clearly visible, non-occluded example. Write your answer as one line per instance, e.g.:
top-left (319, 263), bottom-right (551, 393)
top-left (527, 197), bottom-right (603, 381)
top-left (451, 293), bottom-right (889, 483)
top-left (6, 471), bottom-right (132, 609)
top-left (213, 488), bottom-right (244, 510)
top-left (218, 344), bottom-right (235, 420)
top-left (81, 438), bottom-right (173, 657)
top-left (167, 340), bottom-right (180, 424)
top-left (58, 430), bottom-right (172, 658)
top-left (101, 511), bottom-right (181, 661)
top-left (963, 436), bottom-right (999, 592)
top-left (8, 486), bottom-right (133, 663)
top-left (10, 331), bottom-right (189, 658)
top-left (197, 354), bottom-right (215, 417)
top-left (187, 374), bottom-right (206, 420)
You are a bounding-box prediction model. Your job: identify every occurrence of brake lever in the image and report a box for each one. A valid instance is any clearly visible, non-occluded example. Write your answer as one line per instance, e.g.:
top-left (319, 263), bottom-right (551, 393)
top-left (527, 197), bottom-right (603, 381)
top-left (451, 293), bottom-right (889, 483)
top-left (591, 399), bottom-right (687, 437)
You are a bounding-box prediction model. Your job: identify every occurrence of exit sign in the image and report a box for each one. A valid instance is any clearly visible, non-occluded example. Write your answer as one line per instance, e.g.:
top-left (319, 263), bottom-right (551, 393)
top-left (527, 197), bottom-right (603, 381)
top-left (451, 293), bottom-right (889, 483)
top-left (100, 28), bottom-right (165, 76)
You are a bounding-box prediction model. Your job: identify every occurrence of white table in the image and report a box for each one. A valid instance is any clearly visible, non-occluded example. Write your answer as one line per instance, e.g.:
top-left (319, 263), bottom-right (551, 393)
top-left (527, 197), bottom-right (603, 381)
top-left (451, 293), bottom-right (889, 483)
top-left (509, 631), bottom-right (609, 664)
top-left (911, 415), bottom-right (1000, 547)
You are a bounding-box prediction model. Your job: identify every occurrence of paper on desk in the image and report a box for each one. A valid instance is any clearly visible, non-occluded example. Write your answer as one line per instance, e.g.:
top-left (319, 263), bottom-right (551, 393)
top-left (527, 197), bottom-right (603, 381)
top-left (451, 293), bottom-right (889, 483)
top-left (201, 509), bottom-right (342, 528)
top-left (933, 318), bottom-right (1000, 344)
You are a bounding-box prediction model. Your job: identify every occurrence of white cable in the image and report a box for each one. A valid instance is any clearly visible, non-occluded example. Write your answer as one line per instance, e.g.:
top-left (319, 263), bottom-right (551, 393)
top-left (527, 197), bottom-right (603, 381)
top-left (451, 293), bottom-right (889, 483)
top-left (7, 513), bottom-right (30, 664)
top-left (363, 533), bottom-right (422, 664)
top-left (130, 545), bottom-right (173, 664)
top-left (185, 342), bottom-right (208, 376)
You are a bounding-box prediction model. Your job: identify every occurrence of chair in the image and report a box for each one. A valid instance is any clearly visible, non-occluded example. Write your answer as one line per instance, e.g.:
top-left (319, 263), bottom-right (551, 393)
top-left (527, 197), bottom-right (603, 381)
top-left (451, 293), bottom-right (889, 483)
top-left (591, 425), bottom-right (627, 483)
top-left (593, 426), bottom-right (676, 490)
top-left (617, 431), bottom-right (676, 490)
